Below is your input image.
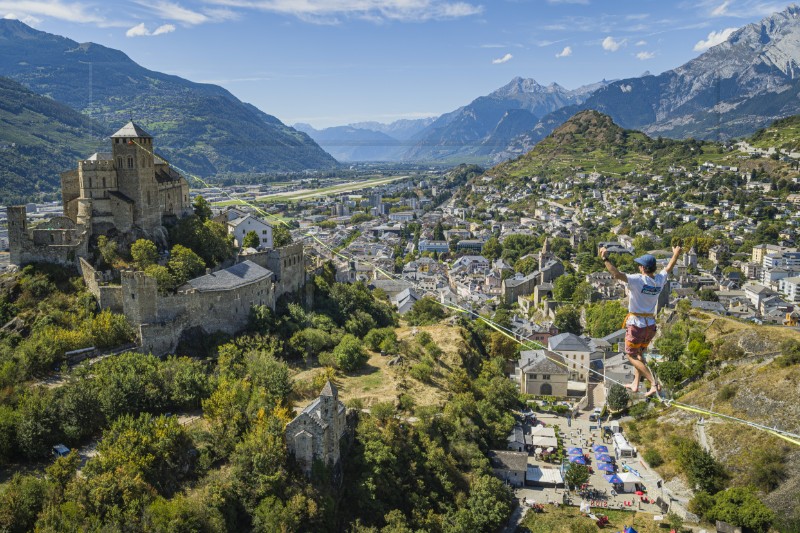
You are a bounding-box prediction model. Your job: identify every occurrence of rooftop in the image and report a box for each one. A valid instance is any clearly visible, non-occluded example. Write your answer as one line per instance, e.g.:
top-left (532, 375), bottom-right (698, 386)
top-left (111, 120), bottom-right (153, 139)
top-left (185, 260), bottom-right (272, 292)
top-left (548, 332), bottom-right (590, 352)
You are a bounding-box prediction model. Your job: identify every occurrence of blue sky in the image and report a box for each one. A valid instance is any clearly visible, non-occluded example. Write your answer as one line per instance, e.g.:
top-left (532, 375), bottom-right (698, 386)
top-left (1, 0), bottom-right (793, 128)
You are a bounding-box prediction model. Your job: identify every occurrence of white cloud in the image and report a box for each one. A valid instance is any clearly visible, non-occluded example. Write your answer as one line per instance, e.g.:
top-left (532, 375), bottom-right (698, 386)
top-left (711, 0), bottom-right (730, 16)
top-left (635, 40), bottom-right (647, 46)
top-left (556, 46), bottom-right (572, 58)
top-left (693, 27), bottom-right (737, 51)
top-left (0, 1), bottom-right (104, 24)
top-left (620, 84), bottom-right (633, 93)
top-left (602, 36), bottom-right (625, 51)
top-left (636, 51), bottom-right (655, 60)
top-left (546, 0), bottom-right (589, 3)
top-left (126, 22), bottom-right (150, 37)
top-left (126, 22), bottom-right (176, 37)
top-left (153, 23), bottom-right (176, 34)
top-left (3, 12), bottom-right (42, 25)
top-left (492, 53), bottom-right (513, 64)
top-left (204, 0), bottom-right (483, 23)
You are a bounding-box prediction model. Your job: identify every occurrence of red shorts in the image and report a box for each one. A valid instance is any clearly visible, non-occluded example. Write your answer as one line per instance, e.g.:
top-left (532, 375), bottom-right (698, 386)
top-left (625, 324), bottom-right (657, 357)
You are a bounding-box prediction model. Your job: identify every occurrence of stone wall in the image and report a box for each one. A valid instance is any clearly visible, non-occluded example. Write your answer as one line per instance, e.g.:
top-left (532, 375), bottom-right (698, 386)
top-left (79, 258), bottom-right (123, 313)
top-left (7, 206), bottom-right (88, 267)
top-left (121, 268), bottom-right (275, 355)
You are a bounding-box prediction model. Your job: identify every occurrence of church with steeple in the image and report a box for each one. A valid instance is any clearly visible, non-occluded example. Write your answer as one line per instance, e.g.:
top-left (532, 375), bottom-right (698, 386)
top-left (285, 381), bottom-right (348, 477)
top-left (8, 121), bottom-right (191, 266)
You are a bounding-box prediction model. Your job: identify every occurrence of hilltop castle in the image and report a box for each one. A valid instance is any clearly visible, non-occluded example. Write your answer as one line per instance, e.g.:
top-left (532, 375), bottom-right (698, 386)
top-left (9, 121), bottom-right (191, 266)
top-left (8, 121), bottom-right (308, 355)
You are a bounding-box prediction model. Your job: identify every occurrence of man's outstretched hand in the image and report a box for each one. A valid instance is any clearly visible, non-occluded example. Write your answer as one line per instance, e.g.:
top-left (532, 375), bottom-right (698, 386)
top-left (599, 247), bottom-right (609, 260)
top-left (672, 245), bottom-right (682, 257)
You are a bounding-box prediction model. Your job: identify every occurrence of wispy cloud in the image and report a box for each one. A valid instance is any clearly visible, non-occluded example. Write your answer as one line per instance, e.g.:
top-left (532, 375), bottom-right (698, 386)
top-left (492, 53), bottom-right (513, 64)
top-left (537, 38), bottom-right (566, 47)
top-left (0, 1), bottom-right (104, 24)
top-left (693, 27), bottom-right (737, 50)
top-left (602, 36), bottom-right (625, 51)
top-left (555, 46), bottom-right (572, 58)
top-left (204, 0), bottom-right (483, 24)
top-left (134, 1), bottom-right (209, 24)
top-left (636, 50), bottom-right (654, 60)
top-left (635, 40), bottom-right (647, 46)
top-left (711, 0), bottom-right (730, 16)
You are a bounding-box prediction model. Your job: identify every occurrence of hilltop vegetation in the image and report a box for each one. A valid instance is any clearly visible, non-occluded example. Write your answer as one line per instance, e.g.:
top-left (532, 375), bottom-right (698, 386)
top-left (488, 110), bottom-right (713, 183)
top-left (0, 262), bottom-right (524, 532)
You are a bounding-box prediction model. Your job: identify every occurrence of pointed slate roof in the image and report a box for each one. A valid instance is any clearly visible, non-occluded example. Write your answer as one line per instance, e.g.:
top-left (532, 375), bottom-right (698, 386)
top-left (321, 380), bottom-right (337, 398)
top-left (111, 121), bottom-right (152, 138)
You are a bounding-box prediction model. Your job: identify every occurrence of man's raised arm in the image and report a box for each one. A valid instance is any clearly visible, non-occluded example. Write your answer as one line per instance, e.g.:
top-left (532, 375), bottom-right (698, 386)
top-left (665, 245), bottom-right (682, 274)
top-left (599, 247), bottom-right (628, 282)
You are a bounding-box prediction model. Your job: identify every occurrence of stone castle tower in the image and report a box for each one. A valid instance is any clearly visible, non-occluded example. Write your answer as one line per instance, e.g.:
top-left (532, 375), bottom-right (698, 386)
top-left (60, 120), bottom-right (190, 238)
top-left (539, 237), bottom-right (554, 266)
top-left (285, 380), bottom-right (347, 477)
top-left (8, 121), bottom-right (193, 268)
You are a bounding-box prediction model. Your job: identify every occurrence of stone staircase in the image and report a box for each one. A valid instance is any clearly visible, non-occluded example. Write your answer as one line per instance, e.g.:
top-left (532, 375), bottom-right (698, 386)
top-left (584, 382), bottom-right (606, 412)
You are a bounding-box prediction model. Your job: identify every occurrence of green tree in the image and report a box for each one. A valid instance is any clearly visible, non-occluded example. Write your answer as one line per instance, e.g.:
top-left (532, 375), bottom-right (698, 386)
top-left (706, 487), bottom-right (774, 532)
top-left (584, 300), bottom-right (627, 337)
top-left (131, 239), bottom-right (158, 270)
top-left (698, 288), bottom-right (719, 302)
top-left (0, 474), bottom-right (48, 533)
top-left (168, 245), bottom-right (206, 285)
top-left (552, 274), bottom-right (578, 301)
top-left (606, 384), bottom-right (630, 412)
top-left (572, 281), bottom-right (595, 305)
top-left (333, 334), bottom-right (368, 372)
top-left (273, 224), bottom-right (292, 248)
top-left (482, 237), bottom-right (503, 262)
top-left (242, 230), bottom-right (260, 249)
top-left (230, 413), bottom-right (288, 511)
top-left (97, 235), bottom-right (119, 267)
top-left (192, 195), bottom-right (213, 221)
top-left (16, 388), bottom-right (61, 459)
top-left (466, 475), bottom-right (514, 532)
top-left (145, 264), bottom-right (177, 294)
top-left (405, 297), bottom-right (446, 326)
top-left (513, 256), bottom-right (537, 275)
top-left (564, 463), bottom-right (591, 490)
top-left (553, 306), bottom-right (582, 335)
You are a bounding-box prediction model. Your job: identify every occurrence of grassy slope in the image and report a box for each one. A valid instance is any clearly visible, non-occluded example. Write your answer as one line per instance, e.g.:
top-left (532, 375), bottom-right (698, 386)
top-left (629, 316), bottom-right (800, 520)
top-left (291, 324), bottom-right (464, 408)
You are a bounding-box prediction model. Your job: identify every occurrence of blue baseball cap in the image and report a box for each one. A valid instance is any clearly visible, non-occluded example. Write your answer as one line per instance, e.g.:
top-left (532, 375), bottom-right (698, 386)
top-left (634, 254), bottom-right (657, 271)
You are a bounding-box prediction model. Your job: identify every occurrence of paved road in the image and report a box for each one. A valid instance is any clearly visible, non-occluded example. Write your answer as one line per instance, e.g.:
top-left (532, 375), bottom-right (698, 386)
top-left (696, 419), bottom-right (710, 452)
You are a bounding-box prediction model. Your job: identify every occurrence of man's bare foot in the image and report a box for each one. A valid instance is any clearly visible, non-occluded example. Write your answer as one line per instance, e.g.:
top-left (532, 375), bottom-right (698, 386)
top-left (645, 383), bottom-right (662, 397)
top-left (625, 383), bottom-right (639, 393)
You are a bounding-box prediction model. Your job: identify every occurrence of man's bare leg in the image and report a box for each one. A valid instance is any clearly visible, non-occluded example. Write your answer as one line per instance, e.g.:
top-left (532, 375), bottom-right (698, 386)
top-left (626, 354), bottom-right (659, 395)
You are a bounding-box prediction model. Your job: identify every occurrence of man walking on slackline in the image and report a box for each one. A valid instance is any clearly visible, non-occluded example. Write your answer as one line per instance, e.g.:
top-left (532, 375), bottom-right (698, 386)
top-left (599, 245), bottom-right (682, 397)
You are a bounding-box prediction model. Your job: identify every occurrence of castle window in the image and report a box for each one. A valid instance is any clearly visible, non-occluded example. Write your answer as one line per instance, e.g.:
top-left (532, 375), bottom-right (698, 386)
top-left (102, 177), bottom-right (106, 188)
top-left (50, 234), bottom-right (54, 243)
top-left (117, 157), bottom-right (123, 168)
top-left (88, 177), bottom-right (92, 188)
top-left (128, 157), bottom-right (134, 169)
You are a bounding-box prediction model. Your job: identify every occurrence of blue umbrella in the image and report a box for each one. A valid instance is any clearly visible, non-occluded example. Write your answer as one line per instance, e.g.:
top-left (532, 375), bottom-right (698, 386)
top-left (569, 455), bottom-right (587, 464)
top-left (595, 453), bottom-right (613, 463)
top-left (597, 462), bottom-right (615, 472)
top-left (604, 474), bottom-right (623, 484)
top-left (592, 445), bottom-right (608, 453)
top-left (567, 447), bottom-right (583, 455)
top-left (623, 527), bottom-right (638, 533)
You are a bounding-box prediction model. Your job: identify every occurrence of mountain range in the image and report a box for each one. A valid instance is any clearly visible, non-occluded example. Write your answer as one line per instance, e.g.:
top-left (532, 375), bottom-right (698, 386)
top-left (0, 19), bottom-right (336, 183)
top-left (307, 4), bottom-right (800, 165)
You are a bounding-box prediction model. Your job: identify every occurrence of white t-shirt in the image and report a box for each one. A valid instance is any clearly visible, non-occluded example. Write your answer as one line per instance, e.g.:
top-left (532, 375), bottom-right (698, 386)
top-left (625, 269), bottom-right (668, 327)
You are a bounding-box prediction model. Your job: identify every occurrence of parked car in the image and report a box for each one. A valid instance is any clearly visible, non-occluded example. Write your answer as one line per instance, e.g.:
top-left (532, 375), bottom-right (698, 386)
top-left (52, 444), bottom-right (70, 458)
